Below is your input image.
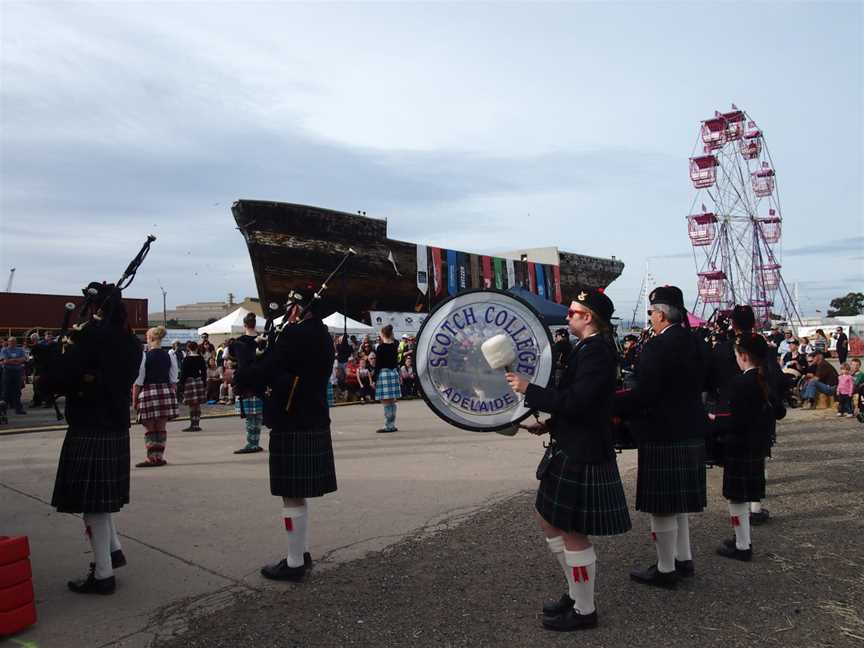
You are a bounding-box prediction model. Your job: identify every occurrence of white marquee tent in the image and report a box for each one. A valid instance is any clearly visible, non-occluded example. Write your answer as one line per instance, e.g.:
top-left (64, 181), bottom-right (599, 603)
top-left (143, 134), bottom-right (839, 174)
top-left (273, 311), bottom-right (373, 336)
top-left (322, 311), bottom-right (374, 336)
top-left (197, 307), bottom-right (267, 337)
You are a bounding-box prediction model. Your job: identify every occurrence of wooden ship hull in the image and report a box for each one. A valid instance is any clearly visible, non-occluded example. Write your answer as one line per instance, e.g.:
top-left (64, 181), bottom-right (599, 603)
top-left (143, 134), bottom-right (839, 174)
top-left (232, 200), bottom-right (624, 321)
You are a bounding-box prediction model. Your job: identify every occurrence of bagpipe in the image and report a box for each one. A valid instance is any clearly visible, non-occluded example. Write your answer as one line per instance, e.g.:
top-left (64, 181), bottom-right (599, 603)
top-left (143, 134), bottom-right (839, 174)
top-left (43, 236), bottom-right (156, 419)
top-left (235, 247), bottom-right (357, 418)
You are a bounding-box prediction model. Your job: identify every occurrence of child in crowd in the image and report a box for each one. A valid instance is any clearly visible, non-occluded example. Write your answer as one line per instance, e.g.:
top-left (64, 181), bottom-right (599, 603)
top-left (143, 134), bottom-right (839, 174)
top-left (206, 356), bottom-right (221, 404)
top-left (836, 363), bottom-right (855, 417)
top-left (357, 358), bottom-right (375, 403)
top-left (220, 360), bottom-right (235, 404)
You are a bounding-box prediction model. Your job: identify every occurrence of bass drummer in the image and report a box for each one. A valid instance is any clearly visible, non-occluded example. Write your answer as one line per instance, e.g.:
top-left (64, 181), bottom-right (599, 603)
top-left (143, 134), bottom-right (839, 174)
top-left (506, 288), bottom-right (631, 632)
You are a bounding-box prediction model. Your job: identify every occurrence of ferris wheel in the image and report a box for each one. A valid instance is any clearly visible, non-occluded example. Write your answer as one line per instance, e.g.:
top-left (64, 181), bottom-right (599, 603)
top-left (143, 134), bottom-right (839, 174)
top-left (686, 105), bottom-right (801, 326)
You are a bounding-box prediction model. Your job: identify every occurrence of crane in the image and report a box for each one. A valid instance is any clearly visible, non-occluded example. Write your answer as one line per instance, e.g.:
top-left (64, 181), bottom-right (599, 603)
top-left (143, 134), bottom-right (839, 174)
top-left (5, 267), bottom-right (14, 292)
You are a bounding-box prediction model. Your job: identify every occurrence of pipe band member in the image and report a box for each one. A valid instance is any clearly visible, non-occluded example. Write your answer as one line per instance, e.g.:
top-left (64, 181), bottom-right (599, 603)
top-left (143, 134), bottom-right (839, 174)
top-left (507, 288), bottom-right (631, 632)
top-left (712, 332), bottom-right (774, 561)
top-left (232, 312), bottom-right (265, 454)
top-left (133, 326), bottom-right (178, 467)
top-left (41, 282), bottom-right (143, 594)
top-left (234, 289), bottom-right (337, 582)
top-left (615, 285), bottom-right (708, 589)
top-left (180, 341), bottom-right (207, 432)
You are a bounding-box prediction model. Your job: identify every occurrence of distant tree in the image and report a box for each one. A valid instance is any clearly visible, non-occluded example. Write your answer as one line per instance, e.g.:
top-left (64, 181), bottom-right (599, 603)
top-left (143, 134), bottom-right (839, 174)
top-left (827, 292), bottom-right (864, 317)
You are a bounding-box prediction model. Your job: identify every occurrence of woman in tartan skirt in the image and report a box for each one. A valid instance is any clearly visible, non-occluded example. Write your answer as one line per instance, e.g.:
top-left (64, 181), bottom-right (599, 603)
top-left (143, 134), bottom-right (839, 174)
top-left (507, 288), bottom-right (631, 632)
top-left (180, 341), bottom-right (207, 431)
top-left (710, 332), bottom-right (773, 562)
top-left (41, 283), bottom-right (142, 594)
top-left (132, 326), bottom-right (178, 467)
top-left (615, 286), bottom-right (708, 590)
top-left (373, 325), bottom-right (401, 433)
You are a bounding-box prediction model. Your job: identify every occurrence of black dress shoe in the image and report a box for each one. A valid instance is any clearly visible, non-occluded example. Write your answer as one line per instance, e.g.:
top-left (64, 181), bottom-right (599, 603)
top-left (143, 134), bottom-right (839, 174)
top-left (260, 558), bottom-right (306, 582)
top-left (112, 549), bottom-right (127, 569)
top-left (542, 608), bottom-right (598, 631)
top-left (181, 425), bottom-right (195, 432)
top-left (629, 564), bottom-right (678, 589)
top-left (68, 566), bottom-right (116, 595)
top-left (234, 446), bottom-right (262, 454)
top-left (375, 428), bottom-right (396, 433)
top-left (675, 559), bottom-right (695, 577)
top-left (542, 593), bottom-right (574, 616)
top-left (750, 509), bottom-right (770, 525)
top-left (716, 543), bottom-right (752, 561)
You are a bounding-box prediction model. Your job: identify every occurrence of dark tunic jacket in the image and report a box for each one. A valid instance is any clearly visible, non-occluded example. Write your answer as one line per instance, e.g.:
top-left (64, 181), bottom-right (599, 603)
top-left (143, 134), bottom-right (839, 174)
top-left (180, 354), bottom-right (207, 383)
top-left (235, 317), bottom-right (335, 430)
top-left (40, 325), bottom-right (142, 431)
top-left (524, 334), bottom-right (618, 463)
top-left (614, 324), bottom-right (708, 443)
top-left (725, 368), bottom-right (773, 456)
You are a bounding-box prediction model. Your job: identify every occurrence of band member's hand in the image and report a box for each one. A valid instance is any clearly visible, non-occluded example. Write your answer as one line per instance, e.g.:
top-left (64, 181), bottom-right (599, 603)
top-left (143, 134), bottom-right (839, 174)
top-left (505, 372), bottom-right (529, 394)
top-left (519, 420), bottom-right (548, 435)
top-left (707, 413), bottom-right (716, 421)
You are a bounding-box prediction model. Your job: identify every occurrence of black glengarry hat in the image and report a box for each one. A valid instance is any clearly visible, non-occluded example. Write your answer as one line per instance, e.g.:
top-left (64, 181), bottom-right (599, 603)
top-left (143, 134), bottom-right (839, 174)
top-left (574, 288), bottom-right (614, 325)
top-left (648, 285), bottom-right (685, 309)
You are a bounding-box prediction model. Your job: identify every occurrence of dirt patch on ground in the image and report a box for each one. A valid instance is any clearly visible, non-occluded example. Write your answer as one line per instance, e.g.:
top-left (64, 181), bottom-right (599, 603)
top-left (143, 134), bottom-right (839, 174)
top-left (156, 410), bottom-right (864, 648)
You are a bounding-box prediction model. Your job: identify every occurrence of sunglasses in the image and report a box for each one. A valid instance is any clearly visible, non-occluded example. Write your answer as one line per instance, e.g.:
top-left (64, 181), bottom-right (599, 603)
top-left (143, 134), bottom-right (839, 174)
top-left (567, 308), bottom-right (590, 319)
top-left (646, 309), bottom-right (654, 316)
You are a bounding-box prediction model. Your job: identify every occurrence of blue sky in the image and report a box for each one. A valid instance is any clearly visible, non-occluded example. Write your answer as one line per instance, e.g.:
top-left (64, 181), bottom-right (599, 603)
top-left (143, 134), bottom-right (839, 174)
top-left (1, 2), bottom-right (861, 319)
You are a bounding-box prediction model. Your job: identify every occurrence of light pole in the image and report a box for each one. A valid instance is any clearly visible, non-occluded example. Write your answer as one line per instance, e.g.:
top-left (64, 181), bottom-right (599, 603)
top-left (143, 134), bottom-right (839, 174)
top-left (159, 281), bottom-right (167, 328)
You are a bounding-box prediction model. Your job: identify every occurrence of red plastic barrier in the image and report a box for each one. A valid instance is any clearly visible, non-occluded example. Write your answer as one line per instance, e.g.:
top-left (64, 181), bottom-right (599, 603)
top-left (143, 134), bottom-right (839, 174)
top-left (0, 536), bottom-right (36, 636)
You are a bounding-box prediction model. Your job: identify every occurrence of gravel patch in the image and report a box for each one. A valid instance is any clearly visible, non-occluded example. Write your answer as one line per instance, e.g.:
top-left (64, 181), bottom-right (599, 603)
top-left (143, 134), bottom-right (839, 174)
top-left (156, 410), bottom-right (864, 648)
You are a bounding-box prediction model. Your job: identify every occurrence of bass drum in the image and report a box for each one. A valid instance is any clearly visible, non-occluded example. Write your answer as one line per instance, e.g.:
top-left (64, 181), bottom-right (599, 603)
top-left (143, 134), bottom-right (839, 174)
top-left (415, 289), bottom-right (554, 432)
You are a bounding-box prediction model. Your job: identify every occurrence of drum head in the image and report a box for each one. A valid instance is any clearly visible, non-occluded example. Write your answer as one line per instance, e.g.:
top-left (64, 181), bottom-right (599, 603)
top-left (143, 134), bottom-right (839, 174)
top-left (416, 289), bottom-right (554, 432)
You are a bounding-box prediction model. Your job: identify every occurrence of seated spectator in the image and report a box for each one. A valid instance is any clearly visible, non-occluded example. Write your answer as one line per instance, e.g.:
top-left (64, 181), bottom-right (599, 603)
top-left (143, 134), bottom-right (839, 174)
top-left (206, 356), bottom-right (221, 404)
top-left (800, 336), bottom-right (814, 355)
top-left (800, 350), bottom-right (839, 406)
top-left (356, 358), bottom-right (375, 403)
top-left (400, 356), bottom-right (417, 397)
top-left (343, 355), bottom-right (360, 399)
top-left (220, 360), bottom-right (235, 403)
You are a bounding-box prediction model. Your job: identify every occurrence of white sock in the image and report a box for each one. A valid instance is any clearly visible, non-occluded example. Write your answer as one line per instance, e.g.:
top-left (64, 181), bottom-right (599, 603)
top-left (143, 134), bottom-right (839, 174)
top-left (650, 515), bottom-right (677, 573)
top-left (546, 535), bottom-right (567, 572)
top-left (564, 547), bottom-right (597, 615)
top-left (282, 505), bottom-right (308, 568)
top-left (728, 501), bottom-right (751, 550)
top-left (108, 515), bottom-right (123, 553)
top-left (675, 513), bottom-right (692, 562)
top-left (83, 513), bottom-right (113, 579)
top-left (304, 506), bottom-right (310, 554)
top-left (750, 501), bottom-right (762, 514)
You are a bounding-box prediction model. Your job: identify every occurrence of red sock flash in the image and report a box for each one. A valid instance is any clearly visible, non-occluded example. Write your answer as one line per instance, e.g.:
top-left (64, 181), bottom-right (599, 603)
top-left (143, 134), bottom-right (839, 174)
top-left (730, 516), bottom-right (740, 527)
top-left (284, 517), bottom-right (293, 532)
top-left (572, 566), bottom-right (590, 582)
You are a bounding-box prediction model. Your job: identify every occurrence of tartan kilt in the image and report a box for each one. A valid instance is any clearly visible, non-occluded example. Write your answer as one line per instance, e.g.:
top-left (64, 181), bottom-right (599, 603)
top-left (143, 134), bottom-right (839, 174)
top-left (137, 382), bottom-right (178, 422)
top-left (327, 382), bottom-right (335, 407)
top-left (182, 377), bottom-right (206, 405)
top-left (722, 443), bottom-right (766, 502)
top-left (268, 424), bottom-right (337, 498)
top-left (51, 426), bottom-right (130, 514)
top-left (375, 368), bottom-right (401, 401)
top-left (235, 395), bottom-right (263, 416)
top-left (636, 439), bottom-right (707, 514)
top-left (535, 449), bottom-right (632, 536)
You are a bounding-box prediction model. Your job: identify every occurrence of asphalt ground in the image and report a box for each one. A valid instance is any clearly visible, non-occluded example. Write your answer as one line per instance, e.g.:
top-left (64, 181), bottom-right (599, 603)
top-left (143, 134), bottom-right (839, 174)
top-left (1, 398), bottom-right (554, 647)
top-left (152, 407), bottom-right (864, 648)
